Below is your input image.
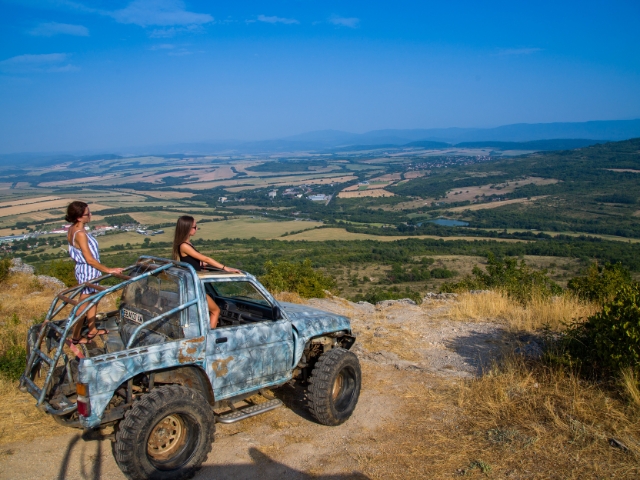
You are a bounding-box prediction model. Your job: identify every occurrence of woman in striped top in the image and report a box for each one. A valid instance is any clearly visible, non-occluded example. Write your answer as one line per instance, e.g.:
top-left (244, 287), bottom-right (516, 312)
top-left (66, 201), bottom-right (124, 344)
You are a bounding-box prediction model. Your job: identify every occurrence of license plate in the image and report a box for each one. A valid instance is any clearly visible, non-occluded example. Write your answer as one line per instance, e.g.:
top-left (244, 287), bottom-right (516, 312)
top-left (122, 309), bottom-right (143, 324)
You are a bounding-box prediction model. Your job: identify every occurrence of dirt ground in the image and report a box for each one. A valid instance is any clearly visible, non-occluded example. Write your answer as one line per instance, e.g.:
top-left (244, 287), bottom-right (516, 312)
top-left (0, 296), bottom-right (517, 480)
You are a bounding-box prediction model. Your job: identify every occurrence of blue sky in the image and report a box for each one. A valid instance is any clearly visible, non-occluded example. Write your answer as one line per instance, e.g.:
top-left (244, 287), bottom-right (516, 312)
top-left (1, 0), bottom-right (639, 153)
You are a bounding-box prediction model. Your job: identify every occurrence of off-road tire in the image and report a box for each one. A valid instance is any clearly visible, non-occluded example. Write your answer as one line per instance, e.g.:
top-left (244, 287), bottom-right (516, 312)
top-left (114, 385), bottom-right (215, 480)
top-left (308, 347), bottom-right (361, 426)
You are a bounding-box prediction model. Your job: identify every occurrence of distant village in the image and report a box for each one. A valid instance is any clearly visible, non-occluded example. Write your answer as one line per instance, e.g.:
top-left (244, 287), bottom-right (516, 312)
top-left (0, 221), bottom-right (163, 249)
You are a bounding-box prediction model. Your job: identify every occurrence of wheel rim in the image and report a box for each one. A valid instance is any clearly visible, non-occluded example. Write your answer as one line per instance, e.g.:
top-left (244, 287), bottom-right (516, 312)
top-left (332, 366), bottom-right (357, 413)
top-left (147, 414), bottom-right (187, 461)
top-left (332, 373), bottom-right (344, 401)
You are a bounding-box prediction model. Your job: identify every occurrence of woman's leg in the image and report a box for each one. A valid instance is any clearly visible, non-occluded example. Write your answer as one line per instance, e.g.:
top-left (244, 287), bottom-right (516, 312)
top-left (207, 295), bottom-right (220, 329)
top-left (71, 293), bottom-right (101, 341)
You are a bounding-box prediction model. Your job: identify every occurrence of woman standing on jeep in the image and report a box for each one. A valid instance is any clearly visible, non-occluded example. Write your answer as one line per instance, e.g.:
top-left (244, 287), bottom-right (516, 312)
top-left (172, 215), bottom-right (240, 328)
top-left (66, 201), bottom-right (124, 344)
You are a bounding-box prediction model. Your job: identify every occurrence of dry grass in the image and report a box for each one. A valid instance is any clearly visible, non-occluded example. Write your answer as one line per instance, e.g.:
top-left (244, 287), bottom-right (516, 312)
top-left (273, 292), bottom-right (305, 304)
top-left (337, 189), bottom-right (395, 198)
top-left (0, 272), bottom-right (119, 445)
top-left (446, 195), bottom-right (548, 212)
top-left (356, 358), bottom-right (640, 479)
top-left (444, 290), bottom-right (599, 331)
top-left (0, 273), bottom-right (70, 444)
top-left (621, 368), bottom-right (640, 409)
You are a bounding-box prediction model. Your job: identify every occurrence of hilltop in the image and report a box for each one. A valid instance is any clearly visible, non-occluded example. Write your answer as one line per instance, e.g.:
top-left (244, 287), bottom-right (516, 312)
top-left (0, 264), bottom-right (638, 478)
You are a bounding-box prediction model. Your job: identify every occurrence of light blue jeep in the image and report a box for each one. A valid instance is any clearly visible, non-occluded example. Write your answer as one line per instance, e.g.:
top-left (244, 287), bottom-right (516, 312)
top-left (20, 256), bottom-right (361, 480)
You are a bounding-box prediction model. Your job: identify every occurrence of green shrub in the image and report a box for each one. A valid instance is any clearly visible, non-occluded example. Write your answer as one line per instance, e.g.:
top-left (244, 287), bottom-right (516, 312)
top-left (103, 214), bottom-right (136, 226)
top-left (0, 314), bottom-right (27, 381)
top-left (564, 283), bottom-right (640, 372)
top-left (260, 259), bottom-right (336, 298)
top-left (441, 253), bottom-right (561, 303)
top-left (0, 257), bottom-right (12, 283)
top-left (0, 344), bottom-right (26, 381)
top-left (430, 267), bottom-right (456, 279)
top-left (36, 259), bottom-right (76, 287)
top-left (567, 262), bottom-right (632, 304)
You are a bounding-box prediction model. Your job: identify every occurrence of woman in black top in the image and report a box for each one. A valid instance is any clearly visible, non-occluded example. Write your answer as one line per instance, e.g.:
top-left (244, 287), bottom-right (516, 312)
top-left (172, 215), bottom-right (240, 328)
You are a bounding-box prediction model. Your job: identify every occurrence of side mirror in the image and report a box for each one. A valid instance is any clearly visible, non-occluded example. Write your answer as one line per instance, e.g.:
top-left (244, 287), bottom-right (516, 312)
top-left (272, 306), bottom-right (281, 320)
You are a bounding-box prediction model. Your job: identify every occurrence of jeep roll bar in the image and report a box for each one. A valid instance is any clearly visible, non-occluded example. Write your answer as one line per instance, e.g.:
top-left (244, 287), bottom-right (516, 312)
top-left (19, 256), bottom-right (206, 415)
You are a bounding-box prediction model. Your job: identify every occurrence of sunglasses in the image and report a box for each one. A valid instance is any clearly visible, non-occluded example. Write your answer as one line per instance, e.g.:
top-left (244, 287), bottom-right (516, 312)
top-left (192, 225), bottom-right (198, 230)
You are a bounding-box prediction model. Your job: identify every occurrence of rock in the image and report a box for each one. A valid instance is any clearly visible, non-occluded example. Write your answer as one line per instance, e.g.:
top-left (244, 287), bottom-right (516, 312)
top-left (608, 438), bottom-right (629, 452)
top-left (356, 301), bottom-right (376, 313)
top-left (36, 275), bottom-right (66, 290)
top-left (423, 292), bottom-right (458, 300)
top-left (376, 298), bottom-right (417, 308)
top-left (9, 258), bottom-right (34, 275)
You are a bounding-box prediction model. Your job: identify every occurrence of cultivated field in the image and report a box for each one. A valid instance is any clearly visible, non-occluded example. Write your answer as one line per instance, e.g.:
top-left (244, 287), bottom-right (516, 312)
top-left (281, 227), bottom-right (526, 243)
top-left (446, 195), bottom-right (548, 212)
top-left (442, 176), bottom-right (559, 203)
top-left (338, 189), bottom-right (395, 198)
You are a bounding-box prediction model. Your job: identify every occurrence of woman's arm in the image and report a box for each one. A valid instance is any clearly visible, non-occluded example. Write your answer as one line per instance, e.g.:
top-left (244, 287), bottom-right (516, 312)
top-left (180, 243), bottom-right (241, 273)
top-left (75, 231), bottom-right (124, 275)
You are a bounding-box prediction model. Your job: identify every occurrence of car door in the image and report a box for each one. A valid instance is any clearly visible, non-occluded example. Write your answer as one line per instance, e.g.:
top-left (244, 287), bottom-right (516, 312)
top-left (204, 280), bottom-right (294, 400)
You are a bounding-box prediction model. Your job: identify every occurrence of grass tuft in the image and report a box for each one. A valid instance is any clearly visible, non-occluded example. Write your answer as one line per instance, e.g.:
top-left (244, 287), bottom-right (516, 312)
top-left (444, 290), bottom-right (599, 331)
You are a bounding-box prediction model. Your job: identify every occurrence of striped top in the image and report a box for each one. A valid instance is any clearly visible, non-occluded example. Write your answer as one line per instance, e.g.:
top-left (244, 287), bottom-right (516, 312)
top-left (68, 229), bottom-right (101, 284)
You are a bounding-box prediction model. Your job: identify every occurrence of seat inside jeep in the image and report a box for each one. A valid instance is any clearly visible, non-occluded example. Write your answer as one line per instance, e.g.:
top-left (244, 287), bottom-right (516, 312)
top-left (117, 269), bottom-right (193, 347)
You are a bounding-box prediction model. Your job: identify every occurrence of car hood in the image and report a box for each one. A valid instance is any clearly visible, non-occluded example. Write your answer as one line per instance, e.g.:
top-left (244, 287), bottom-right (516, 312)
top-left (280, 302), bottom-right (352, 339)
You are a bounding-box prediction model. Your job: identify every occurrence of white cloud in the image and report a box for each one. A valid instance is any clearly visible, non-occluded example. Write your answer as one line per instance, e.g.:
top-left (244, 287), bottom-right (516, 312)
top-left (497, 48), bottom-right (543, 56)
top-left (28, 22), bottom-right (89, 37)
top-left (0, 53), bottom-right (78, 73)
top-left (329, 16), bottom-right (359, 28)
top-left (0, 53), bottom-right (68, 65)
top-left (150, 43), bottom-right (175, 50)
top-left (257, 14), bottom-right (299, 25)
top-left (149, 43), bottom-right (194, 56)
top-left (149, 24), bottom-right (203, 37)
top-left (110, 0), bottom-right (213, 27)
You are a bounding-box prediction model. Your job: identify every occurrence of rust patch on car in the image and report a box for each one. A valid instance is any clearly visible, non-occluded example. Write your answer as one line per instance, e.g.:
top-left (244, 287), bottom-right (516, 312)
top-left (211, 356), bottom-right (234, 377)
top-left (178, 337), bottom-right (204, 363)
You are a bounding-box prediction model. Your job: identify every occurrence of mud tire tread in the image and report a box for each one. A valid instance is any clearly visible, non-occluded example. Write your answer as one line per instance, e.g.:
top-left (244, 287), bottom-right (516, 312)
top-left (114, 384), bottom-right (214, 480)
top-left (307, 347), bottom-right (361, 426)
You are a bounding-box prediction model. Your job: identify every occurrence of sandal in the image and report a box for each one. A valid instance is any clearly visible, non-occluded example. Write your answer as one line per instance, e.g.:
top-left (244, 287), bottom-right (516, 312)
top-left (86, 329), bottom-right (109, 340)
top-left (71, 337), bottom-right (91, 345)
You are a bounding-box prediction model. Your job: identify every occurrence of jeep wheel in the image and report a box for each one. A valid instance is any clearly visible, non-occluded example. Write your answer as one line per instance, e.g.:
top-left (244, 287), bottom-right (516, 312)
top-left (308, 347), bottom-right (361, 426)
top-left (114, 385), bottom-right (214, 480)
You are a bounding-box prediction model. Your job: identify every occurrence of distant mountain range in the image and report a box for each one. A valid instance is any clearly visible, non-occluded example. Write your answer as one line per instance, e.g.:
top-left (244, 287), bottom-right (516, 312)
top-left (2, 119), bottom-right (639, 162)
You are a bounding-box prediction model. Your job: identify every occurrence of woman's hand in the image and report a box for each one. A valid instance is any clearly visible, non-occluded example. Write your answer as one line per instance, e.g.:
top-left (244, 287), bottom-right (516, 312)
top-left (106, 267), bottom-right (124, 275)
top-left (223, 266), bottom-right (242, 274)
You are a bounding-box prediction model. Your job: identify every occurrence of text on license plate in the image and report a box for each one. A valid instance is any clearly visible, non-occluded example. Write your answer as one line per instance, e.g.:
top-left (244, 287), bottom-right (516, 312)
top-left (122, 309), bottom-right (143, 324)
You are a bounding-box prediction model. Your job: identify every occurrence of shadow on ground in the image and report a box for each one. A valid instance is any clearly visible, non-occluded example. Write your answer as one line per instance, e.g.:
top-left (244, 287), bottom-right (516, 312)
top-left (195, 448), bottom-right (369, 479)
top-left (54, 431), bottom-right (369, 480)
top-left (444, 329), bottom-right (512, 375)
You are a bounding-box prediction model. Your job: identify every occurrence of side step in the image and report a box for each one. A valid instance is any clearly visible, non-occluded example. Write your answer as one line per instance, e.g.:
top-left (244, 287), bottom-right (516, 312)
top-left (216, 398), bottom-right (282, 424)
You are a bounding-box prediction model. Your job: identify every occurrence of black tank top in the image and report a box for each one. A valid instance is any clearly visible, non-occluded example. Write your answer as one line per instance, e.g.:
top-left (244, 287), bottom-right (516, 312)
top-left (179, 242), bottom-right (202, 271)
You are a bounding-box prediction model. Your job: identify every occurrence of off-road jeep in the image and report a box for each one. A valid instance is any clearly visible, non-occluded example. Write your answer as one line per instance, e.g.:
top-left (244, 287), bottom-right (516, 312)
top-left (20, 256), bottom-right (361, 480)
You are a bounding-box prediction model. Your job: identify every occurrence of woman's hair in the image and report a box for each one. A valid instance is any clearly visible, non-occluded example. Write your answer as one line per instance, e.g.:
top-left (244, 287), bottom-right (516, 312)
top-left (172, 215), bottom-right (195, 260)
top-left (65, 201), bottom-right (88, 223)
